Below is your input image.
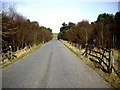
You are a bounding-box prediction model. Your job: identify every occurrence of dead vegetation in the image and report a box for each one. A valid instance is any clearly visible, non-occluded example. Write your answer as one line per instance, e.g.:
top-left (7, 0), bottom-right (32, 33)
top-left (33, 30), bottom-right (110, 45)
top-left (1, 43), bottom-right (43, 68)
top-left (61, 40), bottom-right (120, 88)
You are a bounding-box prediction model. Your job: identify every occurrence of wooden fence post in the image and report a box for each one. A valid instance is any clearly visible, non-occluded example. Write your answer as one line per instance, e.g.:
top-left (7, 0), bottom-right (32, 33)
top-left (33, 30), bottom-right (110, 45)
top-left (77, 44), bottom-right (79, 49)
top-left (72, 43), bottom-right (73, 46)
top-left (73, 43), bottom-right (75, 47)
top-left (9, 46), bottom-right (12, 61)
top-left (9, 46), bottom-right (12, 59)
top-left (85, 44), bottom-right (88, 57)
top-left (108, 50), bottom-right (113, 73)
top-left (79, 45), bottom-right (82, 50)
top-left (110, 51), bottom-right (114, 73)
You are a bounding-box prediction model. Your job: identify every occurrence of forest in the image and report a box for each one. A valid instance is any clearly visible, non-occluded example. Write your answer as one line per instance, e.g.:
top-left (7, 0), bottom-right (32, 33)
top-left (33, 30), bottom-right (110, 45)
top-left (1, 5), bottom-right (53, 53)
top-left (58, 12), bottom-right (120, 49)
top-left (58, 12), bottom-right (120, 84)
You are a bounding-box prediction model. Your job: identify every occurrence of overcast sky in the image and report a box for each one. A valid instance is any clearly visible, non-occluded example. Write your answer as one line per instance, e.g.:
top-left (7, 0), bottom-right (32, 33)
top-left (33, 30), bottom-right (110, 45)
top-left (2, 0), bottom-right (119, 33)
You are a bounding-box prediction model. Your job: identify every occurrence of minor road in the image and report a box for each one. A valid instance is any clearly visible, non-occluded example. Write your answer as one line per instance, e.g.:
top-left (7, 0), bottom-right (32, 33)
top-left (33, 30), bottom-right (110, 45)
top-left (2, 39), bottom-right (112, 88)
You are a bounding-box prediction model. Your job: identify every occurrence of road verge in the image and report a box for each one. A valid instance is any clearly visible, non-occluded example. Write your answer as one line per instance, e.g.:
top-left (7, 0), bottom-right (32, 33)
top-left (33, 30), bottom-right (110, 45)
top-left (60, 39), bottom-right (120, 88)
top-left (1, 43), bottom-right (44, 68)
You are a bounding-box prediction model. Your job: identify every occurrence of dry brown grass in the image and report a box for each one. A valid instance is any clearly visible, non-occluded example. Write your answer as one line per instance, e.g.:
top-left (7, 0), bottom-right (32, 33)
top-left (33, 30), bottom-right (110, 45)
top-left (61, 40), bottom-right (120, 88)
top-left (1, 43), bottom-right (43, 68)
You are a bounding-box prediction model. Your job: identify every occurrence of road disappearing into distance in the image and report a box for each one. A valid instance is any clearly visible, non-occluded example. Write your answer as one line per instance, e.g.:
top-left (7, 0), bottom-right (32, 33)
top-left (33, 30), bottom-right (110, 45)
top-left (3, 39), bottom-right (112, 88)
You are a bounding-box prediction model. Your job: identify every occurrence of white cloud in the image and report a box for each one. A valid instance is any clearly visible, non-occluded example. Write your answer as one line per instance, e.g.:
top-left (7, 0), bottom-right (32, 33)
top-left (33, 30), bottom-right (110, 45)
top-left (3, 1), bottom-right (118, 33)
top-left (17, 7), bottom-right (31, 13)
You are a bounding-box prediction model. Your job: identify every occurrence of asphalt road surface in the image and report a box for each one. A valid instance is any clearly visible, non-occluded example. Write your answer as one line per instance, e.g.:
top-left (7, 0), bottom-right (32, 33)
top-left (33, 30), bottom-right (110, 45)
top-left (2, 39), bottom-right (112, 88)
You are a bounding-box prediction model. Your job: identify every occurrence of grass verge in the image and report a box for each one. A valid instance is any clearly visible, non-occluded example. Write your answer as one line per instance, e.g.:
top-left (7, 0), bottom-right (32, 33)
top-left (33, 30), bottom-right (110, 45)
top-left (1, 43), bottom-right (44, 68)
top-left (60, 40), bottom-right (120, 88)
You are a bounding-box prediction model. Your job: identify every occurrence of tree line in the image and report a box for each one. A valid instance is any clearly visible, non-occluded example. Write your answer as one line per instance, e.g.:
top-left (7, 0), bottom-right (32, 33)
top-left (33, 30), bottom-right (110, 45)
top-left (58, 12), bottom-right (120, 49)
top-left (1, 5), bottom-right (53, 52)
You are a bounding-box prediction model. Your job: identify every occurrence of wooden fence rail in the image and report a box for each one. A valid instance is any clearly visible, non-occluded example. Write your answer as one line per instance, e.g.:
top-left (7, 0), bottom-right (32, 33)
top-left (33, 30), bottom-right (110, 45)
top-left (2, 46), bottom-right (16, 64)
top-left (60, 40), bottom-right (120, 77)
top-left (82, 44), bottom-right (114, 73)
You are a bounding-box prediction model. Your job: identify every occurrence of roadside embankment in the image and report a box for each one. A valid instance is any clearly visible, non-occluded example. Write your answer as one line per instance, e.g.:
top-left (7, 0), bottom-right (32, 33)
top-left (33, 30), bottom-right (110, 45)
top-left (60, 39), bottom-right (120, 88)
top-left (1, 43), bottom-right (44, 68)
